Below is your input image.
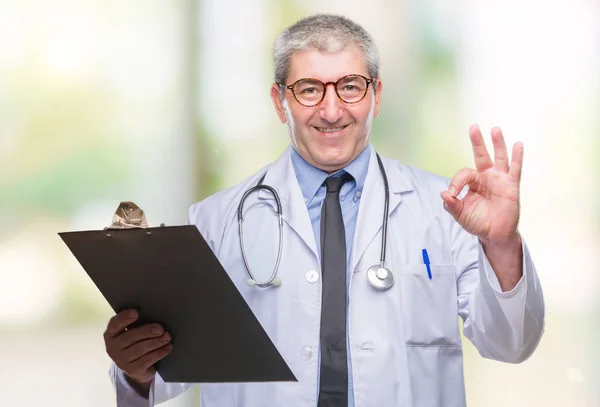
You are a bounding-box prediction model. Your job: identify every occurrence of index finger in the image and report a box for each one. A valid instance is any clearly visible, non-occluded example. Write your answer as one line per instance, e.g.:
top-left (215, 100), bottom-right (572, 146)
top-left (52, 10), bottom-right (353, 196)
top-left (469, 124), bottom-right (493, 171)
top-left (104, 309), bottom-right (139, 338)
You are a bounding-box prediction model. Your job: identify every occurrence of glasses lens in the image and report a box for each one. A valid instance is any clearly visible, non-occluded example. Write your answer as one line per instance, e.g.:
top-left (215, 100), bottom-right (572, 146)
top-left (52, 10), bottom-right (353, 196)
top-left (336, 75), bottom-right (368, 103)
top-left (292, 79), bottom-right (324, 106)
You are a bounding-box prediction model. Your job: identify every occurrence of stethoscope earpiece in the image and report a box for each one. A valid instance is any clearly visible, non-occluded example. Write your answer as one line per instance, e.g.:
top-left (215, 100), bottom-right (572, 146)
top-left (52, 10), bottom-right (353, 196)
top-left (246, 277), bottom-right (281, 288)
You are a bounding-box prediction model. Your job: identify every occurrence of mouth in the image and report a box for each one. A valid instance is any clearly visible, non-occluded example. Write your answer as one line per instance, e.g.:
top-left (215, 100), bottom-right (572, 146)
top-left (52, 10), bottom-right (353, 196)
top-left (313, 124), bottom-right (350, 134)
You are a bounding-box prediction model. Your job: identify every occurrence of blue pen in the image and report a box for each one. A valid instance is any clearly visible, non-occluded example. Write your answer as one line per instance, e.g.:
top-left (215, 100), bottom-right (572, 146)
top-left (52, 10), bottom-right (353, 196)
top-left (422, 249), bottom-right (432, 280)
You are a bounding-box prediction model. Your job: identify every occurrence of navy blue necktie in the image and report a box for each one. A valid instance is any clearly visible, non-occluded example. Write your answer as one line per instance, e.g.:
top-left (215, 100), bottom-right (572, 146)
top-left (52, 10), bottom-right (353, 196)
top-left (318, 173), bottom-right (352, 407)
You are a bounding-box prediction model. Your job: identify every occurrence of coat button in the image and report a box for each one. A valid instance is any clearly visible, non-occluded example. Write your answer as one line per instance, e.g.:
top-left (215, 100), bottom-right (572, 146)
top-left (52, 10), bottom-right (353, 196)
top-left (300, 346), bottom-right (313, 360)
top-left (305, 270), bottom-right (319, 283)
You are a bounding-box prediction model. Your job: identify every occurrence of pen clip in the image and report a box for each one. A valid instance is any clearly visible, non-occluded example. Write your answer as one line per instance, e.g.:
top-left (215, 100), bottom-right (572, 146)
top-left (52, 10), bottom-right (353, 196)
top-left (422, 249), bottom-right (432, 280)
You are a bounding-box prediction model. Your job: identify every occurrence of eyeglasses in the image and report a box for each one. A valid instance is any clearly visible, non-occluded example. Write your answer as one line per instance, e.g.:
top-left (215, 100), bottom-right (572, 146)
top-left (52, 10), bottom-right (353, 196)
top-left (280, 74), bottom-right (375, 107)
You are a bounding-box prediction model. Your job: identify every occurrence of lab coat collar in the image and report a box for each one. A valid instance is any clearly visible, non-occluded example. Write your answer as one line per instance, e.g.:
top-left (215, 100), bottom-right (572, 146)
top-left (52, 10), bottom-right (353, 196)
top-left (349, 145), bottom-right (414, 274)
top-left (258, 146), bottom-right (320, 261)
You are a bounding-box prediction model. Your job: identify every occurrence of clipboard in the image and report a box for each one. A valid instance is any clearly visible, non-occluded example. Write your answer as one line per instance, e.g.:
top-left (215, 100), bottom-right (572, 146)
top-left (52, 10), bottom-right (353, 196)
top-left (58, 204), bottom-right (297, 384)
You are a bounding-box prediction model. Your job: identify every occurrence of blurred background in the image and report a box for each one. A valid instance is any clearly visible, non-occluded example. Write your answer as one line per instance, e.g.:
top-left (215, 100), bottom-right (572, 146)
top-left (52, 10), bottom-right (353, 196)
top-left (1, 0), bottom-right (599, 405)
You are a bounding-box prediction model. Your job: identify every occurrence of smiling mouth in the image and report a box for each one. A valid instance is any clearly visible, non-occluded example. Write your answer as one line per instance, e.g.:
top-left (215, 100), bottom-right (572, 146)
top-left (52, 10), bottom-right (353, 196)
top-left (314, 124), bottom-right (350, 133)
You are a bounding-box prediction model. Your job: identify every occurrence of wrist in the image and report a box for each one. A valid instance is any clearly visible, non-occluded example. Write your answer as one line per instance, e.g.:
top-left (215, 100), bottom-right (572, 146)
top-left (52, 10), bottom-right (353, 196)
top-left (480, 232), bottom-right (522, 250)
top-left (124, 372), bottom-right (153, 398)
top-left (480, 232), bottom-right (523, 292)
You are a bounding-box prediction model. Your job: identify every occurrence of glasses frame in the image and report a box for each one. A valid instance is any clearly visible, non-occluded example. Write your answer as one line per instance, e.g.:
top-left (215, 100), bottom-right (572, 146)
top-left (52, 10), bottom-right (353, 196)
top-left (280, 74), bottom-right (376, 107)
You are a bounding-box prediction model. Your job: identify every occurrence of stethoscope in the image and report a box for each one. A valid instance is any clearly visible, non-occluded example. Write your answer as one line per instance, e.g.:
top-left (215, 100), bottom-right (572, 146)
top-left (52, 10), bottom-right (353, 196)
top-left (237, 153), bottom-right (394, 290)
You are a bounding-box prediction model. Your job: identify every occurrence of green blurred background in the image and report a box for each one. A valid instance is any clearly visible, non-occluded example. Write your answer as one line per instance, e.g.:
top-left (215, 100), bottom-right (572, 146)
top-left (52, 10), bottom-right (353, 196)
top-left (1, 0), bottom-right (598, 406)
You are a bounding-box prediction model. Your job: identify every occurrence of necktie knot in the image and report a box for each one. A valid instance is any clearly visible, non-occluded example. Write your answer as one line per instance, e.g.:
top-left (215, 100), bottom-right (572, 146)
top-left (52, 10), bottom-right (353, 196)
top-left (324, 173), bottom-right (352, 195)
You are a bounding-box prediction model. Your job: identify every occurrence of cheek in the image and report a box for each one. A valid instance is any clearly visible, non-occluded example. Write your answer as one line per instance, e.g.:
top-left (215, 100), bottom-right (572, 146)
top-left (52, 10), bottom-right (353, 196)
top-left (348, 105), bottom-right (372, 127)
top-left (293, 112), bottom-right (315, 134)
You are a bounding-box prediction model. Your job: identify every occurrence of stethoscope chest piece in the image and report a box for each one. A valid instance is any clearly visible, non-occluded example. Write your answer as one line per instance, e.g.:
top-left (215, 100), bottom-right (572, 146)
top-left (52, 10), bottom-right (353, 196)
top-left (367, 264), bottom-right (394, 290)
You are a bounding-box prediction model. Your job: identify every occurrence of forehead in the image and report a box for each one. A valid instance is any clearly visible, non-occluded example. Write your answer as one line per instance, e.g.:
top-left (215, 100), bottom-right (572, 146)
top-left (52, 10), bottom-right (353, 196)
top-left (286, 45), bottom-right (369, 84)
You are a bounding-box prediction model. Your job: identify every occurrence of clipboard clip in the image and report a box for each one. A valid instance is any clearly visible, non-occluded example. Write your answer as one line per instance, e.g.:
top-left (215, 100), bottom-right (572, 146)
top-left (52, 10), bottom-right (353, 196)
top-left (105, 201), bottom-right (149, 230)
top-left (103, 202), bottom-right (166, 236)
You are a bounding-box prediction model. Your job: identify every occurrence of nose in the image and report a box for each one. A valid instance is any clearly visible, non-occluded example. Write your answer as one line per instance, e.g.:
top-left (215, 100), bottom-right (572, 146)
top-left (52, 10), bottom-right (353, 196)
top-left (317, 84), bottom-right (344, 123)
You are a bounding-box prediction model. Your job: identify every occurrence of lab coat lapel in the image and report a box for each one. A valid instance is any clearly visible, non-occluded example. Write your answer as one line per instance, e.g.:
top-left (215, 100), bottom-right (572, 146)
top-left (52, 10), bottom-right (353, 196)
top-left (257, 146), bottom-right (319, 261)
top-left (349, 148), bottom-right (414, 274)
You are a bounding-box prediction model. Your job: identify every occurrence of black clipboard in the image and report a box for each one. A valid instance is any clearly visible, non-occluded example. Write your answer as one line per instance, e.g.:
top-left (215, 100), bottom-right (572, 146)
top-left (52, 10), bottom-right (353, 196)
top-left (59, 225), bottom-right (297, 383)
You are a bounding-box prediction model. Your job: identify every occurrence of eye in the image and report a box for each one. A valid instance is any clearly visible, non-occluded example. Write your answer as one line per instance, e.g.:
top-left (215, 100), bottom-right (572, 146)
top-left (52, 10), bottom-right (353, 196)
top-left (343, 85), bottom-right (358, 91)
top-left (300, 87), bottom-right (318, 95)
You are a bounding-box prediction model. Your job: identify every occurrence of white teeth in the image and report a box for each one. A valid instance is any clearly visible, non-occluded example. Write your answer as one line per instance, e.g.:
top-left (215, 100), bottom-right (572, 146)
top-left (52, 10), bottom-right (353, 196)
top-left (317, 126), bottom-right (346, 133)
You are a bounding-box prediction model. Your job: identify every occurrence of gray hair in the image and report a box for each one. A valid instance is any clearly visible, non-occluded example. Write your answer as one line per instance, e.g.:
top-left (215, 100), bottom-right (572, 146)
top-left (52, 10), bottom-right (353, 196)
top-left (273, 14), bottom-right (380, 97)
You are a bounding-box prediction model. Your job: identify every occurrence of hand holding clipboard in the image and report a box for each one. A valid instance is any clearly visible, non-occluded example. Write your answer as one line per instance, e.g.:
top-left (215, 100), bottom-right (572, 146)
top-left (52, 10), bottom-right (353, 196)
top-left (59, 202), bottom-right (296, 386)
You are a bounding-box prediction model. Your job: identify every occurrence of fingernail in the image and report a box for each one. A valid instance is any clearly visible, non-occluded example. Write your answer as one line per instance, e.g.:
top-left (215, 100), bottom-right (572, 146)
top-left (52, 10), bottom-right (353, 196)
top-left (449, 186), bottom-right (456, 196)
top-left (129, 310), bottom-right (138, 319)
top-left (162, 333), bottom-right (171, 341)
top-left (443, 202), bottom-right (449, 210)
top-left (152, 325), bottom-right (163, 334)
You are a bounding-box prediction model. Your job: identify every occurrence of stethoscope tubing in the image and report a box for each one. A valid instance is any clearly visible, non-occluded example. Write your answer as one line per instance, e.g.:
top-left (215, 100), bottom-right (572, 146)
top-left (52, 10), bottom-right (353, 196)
top-left (238, 184), bottom-right (284, 287)
top-left (376, 153), bottom-right (390, 268)
top-left (237, 152), bottom-right (390, 288)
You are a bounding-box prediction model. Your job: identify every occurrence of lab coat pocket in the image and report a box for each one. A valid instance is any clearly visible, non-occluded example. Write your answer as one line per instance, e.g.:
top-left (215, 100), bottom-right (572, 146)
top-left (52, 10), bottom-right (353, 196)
top-left (399, 264), bottom-right (460, 346)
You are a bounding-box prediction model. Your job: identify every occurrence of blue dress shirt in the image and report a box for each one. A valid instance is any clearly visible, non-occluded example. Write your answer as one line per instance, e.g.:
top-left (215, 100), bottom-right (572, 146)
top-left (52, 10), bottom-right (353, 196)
top-left (290, 144), bottom-right (371, 407)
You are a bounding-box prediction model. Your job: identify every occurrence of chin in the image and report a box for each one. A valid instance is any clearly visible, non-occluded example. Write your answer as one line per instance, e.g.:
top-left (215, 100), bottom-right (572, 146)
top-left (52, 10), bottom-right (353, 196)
top-left (298, 136), bottom-right (361, 170)
top-left (313, 148), bottom-right (353, 170)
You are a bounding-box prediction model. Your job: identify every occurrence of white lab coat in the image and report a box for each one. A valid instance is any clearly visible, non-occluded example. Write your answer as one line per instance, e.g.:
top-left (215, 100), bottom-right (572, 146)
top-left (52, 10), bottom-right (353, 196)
top-left (111, 145), bottom-right (545, 407)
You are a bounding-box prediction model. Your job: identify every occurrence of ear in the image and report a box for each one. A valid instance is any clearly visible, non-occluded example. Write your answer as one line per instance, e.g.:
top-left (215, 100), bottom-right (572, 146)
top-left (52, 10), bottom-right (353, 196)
top-left (270, 84), bottom-right (287, 124)
top-left (373, 78), bottom-right (383, 119)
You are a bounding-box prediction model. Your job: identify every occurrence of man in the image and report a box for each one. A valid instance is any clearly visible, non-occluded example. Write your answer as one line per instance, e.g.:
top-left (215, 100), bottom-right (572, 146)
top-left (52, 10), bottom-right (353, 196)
top-left (105, 14), bottom-right (545, 407)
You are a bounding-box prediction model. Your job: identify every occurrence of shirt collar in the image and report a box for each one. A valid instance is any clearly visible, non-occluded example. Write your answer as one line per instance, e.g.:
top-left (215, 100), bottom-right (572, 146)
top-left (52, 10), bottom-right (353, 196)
top-left (290, 144), bottom-right (372, 203)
